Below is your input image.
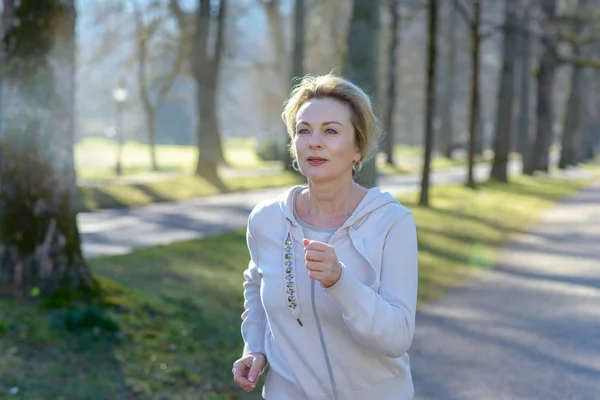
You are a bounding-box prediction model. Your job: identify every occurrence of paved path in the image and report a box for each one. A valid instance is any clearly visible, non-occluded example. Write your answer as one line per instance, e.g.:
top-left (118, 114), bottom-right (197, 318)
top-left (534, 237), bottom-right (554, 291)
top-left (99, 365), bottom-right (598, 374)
top-left (410, 180), bottom-right (600, 400)
top-left (78, 161), bottom-right (525, 259)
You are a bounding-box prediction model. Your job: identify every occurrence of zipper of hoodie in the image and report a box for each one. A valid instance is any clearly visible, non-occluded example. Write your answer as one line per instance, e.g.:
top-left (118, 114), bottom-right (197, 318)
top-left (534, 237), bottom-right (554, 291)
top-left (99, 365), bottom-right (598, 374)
top-left (310, 232), bottom-right (345, 400)
top-left (311, 278), bottom-right (338, 400)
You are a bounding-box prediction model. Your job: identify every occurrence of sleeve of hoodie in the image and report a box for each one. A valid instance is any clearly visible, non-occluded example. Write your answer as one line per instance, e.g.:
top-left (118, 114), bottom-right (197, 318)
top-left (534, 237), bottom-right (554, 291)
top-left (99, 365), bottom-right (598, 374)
top-left (240, 214), bottom-right (268, 357)
top-left (323, 212), bottom-right (418, 358)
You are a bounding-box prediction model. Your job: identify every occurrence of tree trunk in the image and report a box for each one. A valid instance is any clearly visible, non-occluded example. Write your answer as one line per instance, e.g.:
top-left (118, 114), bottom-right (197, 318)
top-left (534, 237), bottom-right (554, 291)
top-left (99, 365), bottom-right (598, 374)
top-left (0, 0), bottom-right (95, 298)
top-left (466, 0), bottom-right (481, 188)
top-left (135, 7), bottom-right (159, 171)
top-left (559, 0), bottom-right (588, 169)
top-left (383, 0), bottom-right (400, 166)
top-left (526, 50), bottom-right (558, 174)
top-left (262, 0), bottom-right (289, 151)
top-left (525, 0), bottom-right (558, 175)
top-left (191, 0), bottom-right (227, 186)
top-left (419, 0), bottom-right (438, 206)
top-left (558, 64), bottom-right (583, 169)
top-left (284, 0), bottom-right (305, 174)
top-left (490, 0), bottom-right (518, 182)
top-left (516, 4), bottom-right (533, 165)
top-left (441, 1), bottom-right (457, 159)
top-left (345, 0), bottom-right (381, 189)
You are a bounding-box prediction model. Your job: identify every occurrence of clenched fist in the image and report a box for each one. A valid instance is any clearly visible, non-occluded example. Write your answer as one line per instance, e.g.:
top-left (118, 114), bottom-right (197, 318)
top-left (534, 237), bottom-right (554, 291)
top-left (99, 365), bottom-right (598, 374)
top-left (303, 239), bottom-right (342, 288)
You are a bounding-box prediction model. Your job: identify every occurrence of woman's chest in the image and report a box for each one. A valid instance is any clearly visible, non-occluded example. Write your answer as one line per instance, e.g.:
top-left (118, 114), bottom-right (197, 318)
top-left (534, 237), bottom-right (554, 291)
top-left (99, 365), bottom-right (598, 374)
top-left (256, 230), bottom-right (382, 321)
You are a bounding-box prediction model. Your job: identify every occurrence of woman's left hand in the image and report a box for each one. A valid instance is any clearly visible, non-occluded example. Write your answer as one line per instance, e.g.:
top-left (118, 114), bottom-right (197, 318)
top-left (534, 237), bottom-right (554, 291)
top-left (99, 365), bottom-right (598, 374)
top-left (302, 239), bottom-right (342, 288)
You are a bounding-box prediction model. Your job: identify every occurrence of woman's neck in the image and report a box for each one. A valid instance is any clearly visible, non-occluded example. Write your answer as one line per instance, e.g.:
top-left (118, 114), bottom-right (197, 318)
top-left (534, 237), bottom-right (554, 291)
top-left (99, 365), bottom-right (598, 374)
top-left (297, 179), bottom-right (367, 227)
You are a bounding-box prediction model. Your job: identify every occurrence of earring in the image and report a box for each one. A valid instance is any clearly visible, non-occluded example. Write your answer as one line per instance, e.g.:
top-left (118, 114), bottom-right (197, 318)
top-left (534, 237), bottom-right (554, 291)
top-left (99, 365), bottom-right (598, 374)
top-left (292, 159), bottom-right (300, 171)
top-left (352, 161), bottom-right (363, 173)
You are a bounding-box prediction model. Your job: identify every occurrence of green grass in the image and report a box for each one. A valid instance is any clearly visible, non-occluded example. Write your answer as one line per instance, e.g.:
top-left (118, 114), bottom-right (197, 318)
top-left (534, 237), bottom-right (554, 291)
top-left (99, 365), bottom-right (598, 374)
top-left (75, 138), bottom-right (474, 212)
top-left (78, 171), bottom-right (304, 212)
top-left (1, 170), bottom-right (598, 399)
top-left (76, 137), bottom-right (279, 181)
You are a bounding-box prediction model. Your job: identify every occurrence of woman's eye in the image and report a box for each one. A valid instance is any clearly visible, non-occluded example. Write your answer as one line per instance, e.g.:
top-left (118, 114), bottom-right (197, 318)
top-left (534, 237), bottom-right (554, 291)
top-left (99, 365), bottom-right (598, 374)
top-left (297, 128), bottom-right (309, 135)
top-left (325, 128), bottom-right (338, 135)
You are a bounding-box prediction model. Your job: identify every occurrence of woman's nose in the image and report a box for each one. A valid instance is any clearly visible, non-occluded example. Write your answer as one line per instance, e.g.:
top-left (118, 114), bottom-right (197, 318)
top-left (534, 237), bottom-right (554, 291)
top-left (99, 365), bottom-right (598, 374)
top-left (308, 132), bottom-right (322, 148)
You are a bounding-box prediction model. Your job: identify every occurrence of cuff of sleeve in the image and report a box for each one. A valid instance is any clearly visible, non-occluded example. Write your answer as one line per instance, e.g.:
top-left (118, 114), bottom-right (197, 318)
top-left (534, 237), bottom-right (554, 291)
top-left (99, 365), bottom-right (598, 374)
top-left (322, 262), bottom-right (363, 315)
top-left (243, 342), bottom-right (265, 357)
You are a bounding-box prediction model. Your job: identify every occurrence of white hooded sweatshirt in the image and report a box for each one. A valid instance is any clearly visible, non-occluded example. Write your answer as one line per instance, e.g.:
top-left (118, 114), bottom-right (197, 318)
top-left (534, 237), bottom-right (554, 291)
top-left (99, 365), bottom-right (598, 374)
top-left (240, 185), bottom-right (419, 400)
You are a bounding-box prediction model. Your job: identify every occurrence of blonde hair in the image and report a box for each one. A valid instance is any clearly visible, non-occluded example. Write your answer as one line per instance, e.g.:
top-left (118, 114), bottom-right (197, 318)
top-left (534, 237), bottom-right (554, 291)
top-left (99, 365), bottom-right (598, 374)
top-left (281, 73), bottom-right (382, 163)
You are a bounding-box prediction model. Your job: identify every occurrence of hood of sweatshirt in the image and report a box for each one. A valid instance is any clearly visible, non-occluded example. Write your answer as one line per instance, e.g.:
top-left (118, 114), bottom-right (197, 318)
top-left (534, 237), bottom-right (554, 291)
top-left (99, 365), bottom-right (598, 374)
top-left (275, 184), bottom-right (400, 325)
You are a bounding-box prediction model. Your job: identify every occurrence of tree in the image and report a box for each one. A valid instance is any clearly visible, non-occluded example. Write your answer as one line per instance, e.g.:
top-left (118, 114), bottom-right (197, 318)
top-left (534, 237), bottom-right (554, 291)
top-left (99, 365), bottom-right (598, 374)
top-left (345, 0), bottom-right (381, 188)
top-left (440, 0), bottom-right (458, 159)
top-left (284, 0), bottom-right (305, 173)
top-left (490, 0), bottom-right (518, 182)
top-left (525, 0), bottom-right (559, 175)
top-left (419, 0), bottom-right (438, 206)
top-left (516, 3), bottom-right (533, 165)
top-left (170, 0), bottom-right (227, 186)
top-left (0, 0), bottom-right (95, 297)
top-left (559, 0), bottom-right (594, 169)
top-left (382, 0), bottom-right (401, 166)
top-left (131, 0), bottom-right (184, 171)
top-left (466, 0), bottom-right (481, 188)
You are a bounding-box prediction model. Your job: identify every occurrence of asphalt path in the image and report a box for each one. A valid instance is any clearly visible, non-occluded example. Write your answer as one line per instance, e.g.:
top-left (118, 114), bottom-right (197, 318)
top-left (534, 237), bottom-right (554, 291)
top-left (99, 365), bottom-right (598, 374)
top-left (78, 161), bottom-right (523, 259)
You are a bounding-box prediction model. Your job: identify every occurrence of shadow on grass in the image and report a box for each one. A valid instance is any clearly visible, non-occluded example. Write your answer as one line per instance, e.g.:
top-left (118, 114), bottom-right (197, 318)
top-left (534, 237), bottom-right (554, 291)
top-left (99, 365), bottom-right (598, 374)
top-left (0, 301), bottom-right (136, 400)
top-left (77, 187), bottom-right (130, 212)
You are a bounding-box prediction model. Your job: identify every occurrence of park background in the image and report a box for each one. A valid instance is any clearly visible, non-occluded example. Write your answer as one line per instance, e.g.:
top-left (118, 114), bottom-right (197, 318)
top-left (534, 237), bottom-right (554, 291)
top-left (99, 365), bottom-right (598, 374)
top-left (0, 0), bottom-right (599, 399)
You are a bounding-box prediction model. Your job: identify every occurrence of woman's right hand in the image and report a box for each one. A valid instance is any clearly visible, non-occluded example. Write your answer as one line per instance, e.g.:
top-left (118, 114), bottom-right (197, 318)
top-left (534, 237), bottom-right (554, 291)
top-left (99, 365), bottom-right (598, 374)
top-left (232, 352), bottom-right (267, 392)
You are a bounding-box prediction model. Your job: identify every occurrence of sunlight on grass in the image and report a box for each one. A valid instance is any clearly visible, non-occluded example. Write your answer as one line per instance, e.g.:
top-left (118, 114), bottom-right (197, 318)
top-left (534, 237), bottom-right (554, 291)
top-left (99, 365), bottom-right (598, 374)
top-left (78, 171), bottom-right (305, 211)
top-left (75, 137), bottom-right (279, 179)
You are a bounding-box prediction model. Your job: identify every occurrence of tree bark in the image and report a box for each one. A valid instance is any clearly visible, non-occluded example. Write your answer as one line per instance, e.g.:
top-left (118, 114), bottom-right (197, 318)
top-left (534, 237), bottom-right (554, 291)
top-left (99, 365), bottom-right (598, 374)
top-left (466, 0), bottom-right (480, 188)
top-left (516, 4), bottom-right (533, 164)
top-left (419, 0), bottom-right (438, 206)
top-left (490, 0), bottom-right (518, 182)
top-left (558, 65), bottom-right (583, 168)
top-left (525, 0), bottom-right (558, 175)
top-left (441, 1), bottom-right (457, 159)
top-left (0, 0), bottom-right (95, 298)
top-left (383, 0), bottom-right (400, 166)
top-left (345, 0), bottom-right (381, 189)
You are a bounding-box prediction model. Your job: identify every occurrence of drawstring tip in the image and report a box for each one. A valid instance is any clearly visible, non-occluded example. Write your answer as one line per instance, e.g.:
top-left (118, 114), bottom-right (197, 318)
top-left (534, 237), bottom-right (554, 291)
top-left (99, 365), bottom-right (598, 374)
top-left (297, 318), bottom-right (303, 327)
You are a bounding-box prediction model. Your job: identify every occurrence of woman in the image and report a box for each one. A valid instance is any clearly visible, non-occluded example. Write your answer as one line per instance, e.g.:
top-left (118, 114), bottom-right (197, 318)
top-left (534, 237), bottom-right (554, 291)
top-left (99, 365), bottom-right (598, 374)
top-left (232, 73), bottom-right (419, 399)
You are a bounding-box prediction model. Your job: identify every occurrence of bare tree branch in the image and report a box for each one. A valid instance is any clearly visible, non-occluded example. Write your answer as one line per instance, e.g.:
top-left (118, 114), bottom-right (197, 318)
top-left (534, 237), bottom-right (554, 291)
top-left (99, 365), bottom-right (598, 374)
top-left (450, 0), bottom-right (472, 25)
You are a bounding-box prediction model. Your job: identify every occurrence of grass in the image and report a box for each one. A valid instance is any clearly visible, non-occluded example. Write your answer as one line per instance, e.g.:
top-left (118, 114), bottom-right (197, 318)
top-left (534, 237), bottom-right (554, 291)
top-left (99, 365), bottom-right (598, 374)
top-left (76, 137), bottom-right (487, 212)
top-left (77, 171), bottom-right (304, 212)
top-left (1, 170), bottom-right (598, 399)
top-left (76, 137), bottom-right (277, 181)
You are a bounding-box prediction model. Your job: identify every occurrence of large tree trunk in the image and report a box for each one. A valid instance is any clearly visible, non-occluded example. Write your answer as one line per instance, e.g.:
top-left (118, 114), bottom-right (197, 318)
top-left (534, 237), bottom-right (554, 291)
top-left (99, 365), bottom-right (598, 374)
top-left (345, 0), bottom-right (381, 188)
top-left (490, 0), bottom-right (518, 182)
top-left (191, 0), bottom-right (227, 186)
top-left (0, 0), bottom-right (95, 298)
top-left (466, 0), bottom-right (481, 188)
top-left (284, 0), bottom-right (305, 173)
top-left (382, 0), bottom-right (400, 166)
top-left (419, 0), bottom-right (438, 206)
top-left (516, 4), bottom-right (533, 165)
top-left (525, 0), bottom-right (558, 175)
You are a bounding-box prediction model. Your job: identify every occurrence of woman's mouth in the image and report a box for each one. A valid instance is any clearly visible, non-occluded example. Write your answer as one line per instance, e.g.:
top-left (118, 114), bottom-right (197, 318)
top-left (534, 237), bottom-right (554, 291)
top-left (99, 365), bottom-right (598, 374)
top-left (306, 157), bottom-right (327, 166)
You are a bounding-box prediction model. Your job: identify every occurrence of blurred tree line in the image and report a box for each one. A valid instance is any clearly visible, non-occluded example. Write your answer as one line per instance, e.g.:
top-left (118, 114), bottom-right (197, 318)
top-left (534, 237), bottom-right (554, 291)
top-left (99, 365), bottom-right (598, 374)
top-left (0, 0), bottom-right (599, 298)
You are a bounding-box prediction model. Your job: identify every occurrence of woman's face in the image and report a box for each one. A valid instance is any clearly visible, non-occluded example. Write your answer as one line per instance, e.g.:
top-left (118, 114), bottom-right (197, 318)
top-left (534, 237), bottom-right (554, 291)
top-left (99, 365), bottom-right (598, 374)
top-left (294, 97), bottom-right (361, 183)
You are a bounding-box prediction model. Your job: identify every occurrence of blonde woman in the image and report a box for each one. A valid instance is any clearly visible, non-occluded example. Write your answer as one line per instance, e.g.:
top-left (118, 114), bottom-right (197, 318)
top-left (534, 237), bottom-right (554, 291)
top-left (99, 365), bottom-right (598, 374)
top-left (232, 73), bottom-right (419, 399)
